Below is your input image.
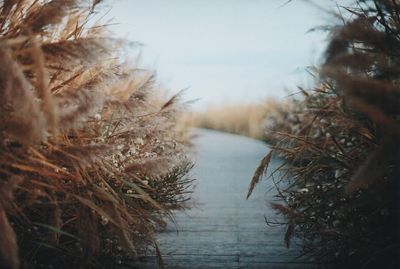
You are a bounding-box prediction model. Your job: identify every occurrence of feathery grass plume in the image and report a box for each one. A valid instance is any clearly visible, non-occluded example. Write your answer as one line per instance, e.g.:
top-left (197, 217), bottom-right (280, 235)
top-left (247, 150), bottom-right (273, 199)
top-left (250, 0), bottom-right (400, 268)
top-left (0, 1), bottom-right (193, 268)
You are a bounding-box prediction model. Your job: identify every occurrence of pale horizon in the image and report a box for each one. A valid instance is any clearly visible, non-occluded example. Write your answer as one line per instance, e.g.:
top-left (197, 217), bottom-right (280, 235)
top-left (106, 0), bottom-right (347, 109)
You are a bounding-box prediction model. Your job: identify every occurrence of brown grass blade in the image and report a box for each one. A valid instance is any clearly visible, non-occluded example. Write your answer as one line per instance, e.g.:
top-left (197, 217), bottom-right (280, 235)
top-left (0, 206), bottom-right (19, 269)
top-left (121, 179), bottom-right (164, 211)
top-left (32, 36), bottom-right (58, 130)
top-left (284, 222), bottom-right (294, 248)
top-left (160, 89), bottom-right (186, 111)
top-left (270, 203), bottom-right (302, 219)
top-left (74, 196), bottom-right (120, 228)
top-left (155, 241), bottom-right (165, 269)
top-left (247, 150), bottom-right (273, 199)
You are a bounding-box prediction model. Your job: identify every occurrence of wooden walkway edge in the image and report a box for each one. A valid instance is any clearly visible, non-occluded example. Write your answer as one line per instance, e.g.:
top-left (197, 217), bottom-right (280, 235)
top-left (126, 130), bottom-right (314, 269)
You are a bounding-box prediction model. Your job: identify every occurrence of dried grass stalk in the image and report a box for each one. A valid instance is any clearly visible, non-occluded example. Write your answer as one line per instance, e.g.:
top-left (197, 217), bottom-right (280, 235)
top-left (252, 1), bottom-right (400, 268)
top-left (0, 1), bottom-right (193, 268)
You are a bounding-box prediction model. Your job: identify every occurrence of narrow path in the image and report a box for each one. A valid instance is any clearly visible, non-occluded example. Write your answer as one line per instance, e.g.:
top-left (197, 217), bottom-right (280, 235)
top-left (130, 129), bottom-right (309, 269)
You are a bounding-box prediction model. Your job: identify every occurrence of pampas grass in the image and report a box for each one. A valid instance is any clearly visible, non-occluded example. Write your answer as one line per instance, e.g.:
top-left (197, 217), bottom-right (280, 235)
top-left (0, 1), bottom-right (193, 268)
top-left (249, 1), bottom-right (400, 268)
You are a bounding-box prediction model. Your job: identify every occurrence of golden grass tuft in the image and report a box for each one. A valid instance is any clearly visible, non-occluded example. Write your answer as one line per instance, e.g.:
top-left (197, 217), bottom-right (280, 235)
top-left (0, 1), bottom-right (193, 268)
top-left (250, 0), bottom-right (400, 268)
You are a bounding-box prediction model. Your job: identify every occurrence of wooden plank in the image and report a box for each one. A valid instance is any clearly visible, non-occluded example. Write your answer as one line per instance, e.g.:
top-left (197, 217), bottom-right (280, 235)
top-left (126, 130), bottom-right (310, 268)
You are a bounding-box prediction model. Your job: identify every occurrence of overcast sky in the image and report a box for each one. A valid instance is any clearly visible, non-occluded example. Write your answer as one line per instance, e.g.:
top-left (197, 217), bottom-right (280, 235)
top-left (106, 0), bottom-right (347, 109)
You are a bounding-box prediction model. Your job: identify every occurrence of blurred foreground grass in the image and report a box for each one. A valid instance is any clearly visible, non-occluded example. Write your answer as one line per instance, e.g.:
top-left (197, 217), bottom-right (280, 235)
top-left (0, 1), bottom-right (193, 268)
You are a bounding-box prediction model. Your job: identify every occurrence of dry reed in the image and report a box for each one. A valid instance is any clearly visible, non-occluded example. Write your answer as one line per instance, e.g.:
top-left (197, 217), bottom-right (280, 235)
top-left (0, 1), bottom-right (193, 268)
top-left (249, 1), bottom-right (400, 268)
top-left (190, 100), bottom-right (289, 140)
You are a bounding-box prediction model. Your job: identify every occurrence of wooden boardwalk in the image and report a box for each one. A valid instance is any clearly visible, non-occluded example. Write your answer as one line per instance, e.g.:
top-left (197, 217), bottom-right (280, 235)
top-left (126, 130), bottom-right (313, 269)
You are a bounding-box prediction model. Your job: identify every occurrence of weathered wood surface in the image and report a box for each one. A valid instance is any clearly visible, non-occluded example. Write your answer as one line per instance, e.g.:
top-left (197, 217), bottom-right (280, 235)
top-left (126, 129), bottom-right (313, 269)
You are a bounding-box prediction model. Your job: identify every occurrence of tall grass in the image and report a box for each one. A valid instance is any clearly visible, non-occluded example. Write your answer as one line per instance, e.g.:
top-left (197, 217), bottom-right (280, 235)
top-left (0, 1), bottom-right (193, 268)
top-left (249, 0), bottom-right (400, 268)
top-left (191, 100), bottom-right (289, 140)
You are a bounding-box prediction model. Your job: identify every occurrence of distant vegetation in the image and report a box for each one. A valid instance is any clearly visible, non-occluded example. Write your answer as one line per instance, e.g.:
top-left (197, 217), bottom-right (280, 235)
top-left (191, 100), bottom-right (289, 140)
top-left (0, 1), bottom-right (192, 268)
top-left (248, 0), bottom-right (400, 268)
